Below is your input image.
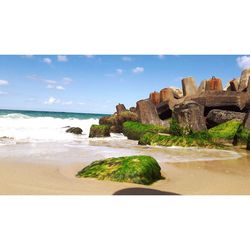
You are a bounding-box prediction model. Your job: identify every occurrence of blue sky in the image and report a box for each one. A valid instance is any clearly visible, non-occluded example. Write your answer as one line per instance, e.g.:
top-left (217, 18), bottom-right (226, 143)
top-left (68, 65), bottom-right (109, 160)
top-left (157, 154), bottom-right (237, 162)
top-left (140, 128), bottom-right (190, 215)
top-left (0, 55), bottom-right (249, 114)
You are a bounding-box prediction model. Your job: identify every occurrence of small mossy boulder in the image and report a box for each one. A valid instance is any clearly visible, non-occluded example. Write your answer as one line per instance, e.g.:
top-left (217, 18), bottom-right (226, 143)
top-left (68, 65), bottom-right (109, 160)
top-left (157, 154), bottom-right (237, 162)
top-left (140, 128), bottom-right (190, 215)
top-left (139, 132), bottom-right (221, 148)
top-left (76, 155), bottom-right (164, 185)
top-left (89, 125), bottom-right (110, 138)
top-left (66, 127), bottom-right (83, 135)
top-left (208, 120), bottom-right (242, 140)
top-left (122, 121), bottom-right (169, 140)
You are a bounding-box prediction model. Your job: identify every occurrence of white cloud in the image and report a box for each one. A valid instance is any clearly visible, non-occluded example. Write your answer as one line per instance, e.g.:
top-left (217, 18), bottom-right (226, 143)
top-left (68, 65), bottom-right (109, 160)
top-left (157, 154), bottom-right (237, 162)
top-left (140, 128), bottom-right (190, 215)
top-left (0, 79), bottom-right (8, 85)
top-left (236, 56), bottom-right (250, 70)
top-left (57, 55), bottom-right (68, 62)
top-left (116, 69), bottom-right (123, 75)
top-left (44, 97), bottom-right (60, 105)
top-left (62, 77), bottom-right (73, 84)
top-left (122, 56), bottom-right (132, 62)
top-left (132, 66), bottom-right (144, 74)
top-left (55, 85), bottom-right (65, 90)
top-left (46, 84), bottom-right (54, 89)
top-left (0, 91), bottom-right (8, 95)
top-left (43, 57), bottom-right (52, 65)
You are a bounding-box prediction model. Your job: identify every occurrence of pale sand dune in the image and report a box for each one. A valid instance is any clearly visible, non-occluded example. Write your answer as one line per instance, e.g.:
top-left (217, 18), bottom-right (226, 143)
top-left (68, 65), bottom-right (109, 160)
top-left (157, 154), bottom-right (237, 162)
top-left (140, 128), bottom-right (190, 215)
top-left (0, 153), bottom-right (250, 195)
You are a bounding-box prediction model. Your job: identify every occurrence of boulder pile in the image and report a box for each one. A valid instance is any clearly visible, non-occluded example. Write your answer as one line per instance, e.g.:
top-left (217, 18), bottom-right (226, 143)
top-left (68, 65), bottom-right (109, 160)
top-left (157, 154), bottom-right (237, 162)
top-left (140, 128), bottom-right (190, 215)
top-left (91, 68), bottom-right (250, 141)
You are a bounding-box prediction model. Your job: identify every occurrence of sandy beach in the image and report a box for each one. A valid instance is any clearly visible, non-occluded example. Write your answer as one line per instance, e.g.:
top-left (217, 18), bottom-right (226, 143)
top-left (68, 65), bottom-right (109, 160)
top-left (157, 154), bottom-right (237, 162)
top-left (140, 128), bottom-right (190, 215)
top-left (1, 148), bottom-right (249, 195)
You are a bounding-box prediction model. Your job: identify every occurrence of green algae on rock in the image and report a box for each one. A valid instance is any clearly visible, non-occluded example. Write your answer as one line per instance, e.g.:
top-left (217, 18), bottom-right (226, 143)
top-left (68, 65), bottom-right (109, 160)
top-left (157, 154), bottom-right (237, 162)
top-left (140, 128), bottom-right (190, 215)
top-left (76, 155), bottom-right (164, 185)
top-left (89, 124), bottom-right (110, 138)
top-left (138, 132), bottom-right (221, 148)
top-left (122, 121), bottom-right (169, 140)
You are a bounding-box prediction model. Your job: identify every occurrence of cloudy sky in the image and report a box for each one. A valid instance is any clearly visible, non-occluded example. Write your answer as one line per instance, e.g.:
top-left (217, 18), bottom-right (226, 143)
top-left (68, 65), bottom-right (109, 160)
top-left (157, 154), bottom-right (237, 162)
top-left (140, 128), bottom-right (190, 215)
top-left (0, 55), bottom-right (249, 114)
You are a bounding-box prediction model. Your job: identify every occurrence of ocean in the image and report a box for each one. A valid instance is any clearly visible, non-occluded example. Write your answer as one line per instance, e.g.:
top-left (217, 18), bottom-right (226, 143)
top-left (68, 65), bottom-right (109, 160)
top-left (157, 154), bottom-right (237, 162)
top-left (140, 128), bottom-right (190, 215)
top-left (0, 109), bottom-right (108, 143)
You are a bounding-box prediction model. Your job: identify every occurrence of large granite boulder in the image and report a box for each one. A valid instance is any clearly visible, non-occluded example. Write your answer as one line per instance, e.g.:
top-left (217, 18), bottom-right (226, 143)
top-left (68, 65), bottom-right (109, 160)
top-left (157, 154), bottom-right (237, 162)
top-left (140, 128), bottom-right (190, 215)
top-left (149, 91), bottom-right (160, 105)
top-left (66, 127), bottom-right (83, 134)
top-left (239, 68), bottom-right (250, 92)
top-left (136, 99), bottom-right (167, 126)
top-left (173, 100), bottom-right (207, 134)
top-left (181, 77), bottom-right (197, 96)
top-left (197, 80), bottom-right (207, 95)
top-left (205, 77), bottom-right (223, 91)
top-left (129, 107), bottom-right (136, 113)
top-left (246, 77), bottom-right (250, 93)
top-left (160, 88), bottom-right (174, 102)
top-left (192, 91), bottom-right (250, 115)
top-left (206, 109), bottom-right (245, 128)
top-left (116, 103), bottom-right (127, 115)
top-left (229, 78), bottom-right (240, 91)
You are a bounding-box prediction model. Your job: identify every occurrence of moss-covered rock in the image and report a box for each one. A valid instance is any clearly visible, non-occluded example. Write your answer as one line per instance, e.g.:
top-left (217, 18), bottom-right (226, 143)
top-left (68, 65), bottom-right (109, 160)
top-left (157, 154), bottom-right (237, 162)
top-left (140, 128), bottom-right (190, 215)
top-left (76, 155), bottom-right (164, 185)
top-left (89, 125), bottom-right (110, 138)
top-left (99, 111), bottom-right (138, 133)
top-left (122, 121), bottom-right (169, 140)
top-left (139, 132), bottom-right (221, 148)
top-left (208, 120), bottom-right (242, 140)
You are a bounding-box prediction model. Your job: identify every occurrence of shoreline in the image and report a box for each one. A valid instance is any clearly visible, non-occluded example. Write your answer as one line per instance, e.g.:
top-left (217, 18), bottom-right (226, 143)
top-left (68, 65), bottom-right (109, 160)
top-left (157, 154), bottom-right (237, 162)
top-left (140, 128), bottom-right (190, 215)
top-left (1, 149), bottom-right (250, 194)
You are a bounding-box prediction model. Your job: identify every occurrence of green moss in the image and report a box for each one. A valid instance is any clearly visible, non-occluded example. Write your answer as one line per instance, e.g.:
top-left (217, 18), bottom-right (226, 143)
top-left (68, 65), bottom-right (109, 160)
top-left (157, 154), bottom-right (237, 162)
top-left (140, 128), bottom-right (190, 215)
top-left (235, 124), bottom-right (250, 142)
top-left (89, 124), bottom-right (110, 138)
top-left (76, 155), bottom-right (164, 185)
top-left (122, 121), bottom-right (169, 140)
top-left (169, 117), bottom-right (186, 136)
top-left (139, 132), bottom-right (222, 148)
top-left (208, 120), bottom-right (242, 140)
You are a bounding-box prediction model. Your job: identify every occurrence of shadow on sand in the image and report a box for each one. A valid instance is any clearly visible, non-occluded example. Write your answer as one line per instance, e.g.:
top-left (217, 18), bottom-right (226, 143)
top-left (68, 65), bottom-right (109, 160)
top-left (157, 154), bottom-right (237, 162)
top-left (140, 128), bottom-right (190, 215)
top-left (113, 188), bottom-right (180, 195)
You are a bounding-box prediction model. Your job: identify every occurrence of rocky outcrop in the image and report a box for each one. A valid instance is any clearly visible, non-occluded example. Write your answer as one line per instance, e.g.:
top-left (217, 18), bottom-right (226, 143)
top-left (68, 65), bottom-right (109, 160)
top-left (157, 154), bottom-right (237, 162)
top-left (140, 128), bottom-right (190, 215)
top-left (182, 77), bottom-right (197, 96)
top-left (136, 99), bottom-right (168, 126)
top-left (66, 127), bottom-right (83, 134)
top-left (116, 103), bottom-right (126, 115)
top-left (99, 111), bottom-right (138, 133)
top-left (129, 107), bottom-right (136, 113)
top-left (205, 77), bottom-right (223, 91)
top-left (156, 101), bottom-right (172, 120)
top-left (229, 78), bottom-right (240, 91)
top-left (192, 91), bottom-right (250, 114)
top-left (89, 125), bottom-right (110, 138)
top-left (197, 80), bottom-right (207, 95)
top-left (246, 77), bottom-right (250, 93)
top-left (160, 88), bottom-right (174, 102)
top-left (149, 91), bottom-right (160, 105)
top-left (172, 101), bottom-right (207, 134)
top-left (239, 68), bottom-right (250, 92)
top-left (206, 109), bottom-right (245, 128)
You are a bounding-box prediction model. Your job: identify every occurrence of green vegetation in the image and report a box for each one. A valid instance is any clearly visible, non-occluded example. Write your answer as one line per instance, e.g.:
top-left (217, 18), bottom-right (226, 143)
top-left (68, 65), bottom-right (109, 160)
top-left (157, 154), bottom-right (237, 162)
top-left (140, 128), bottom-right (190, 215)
top-left (122, 121), bottom-right (169, 140)
top-left (235, 124), bottom-right (250, 142)
top-left (89, 124), bottom-right (110, 138)
top-left (138, 132), bottom-right (221, 148)
top-left (169, 118), bottom-right (186, 136)
top-left (208, 120), bottom-right (242, 140)
top-left (76, 155), bottom-right (164, 185)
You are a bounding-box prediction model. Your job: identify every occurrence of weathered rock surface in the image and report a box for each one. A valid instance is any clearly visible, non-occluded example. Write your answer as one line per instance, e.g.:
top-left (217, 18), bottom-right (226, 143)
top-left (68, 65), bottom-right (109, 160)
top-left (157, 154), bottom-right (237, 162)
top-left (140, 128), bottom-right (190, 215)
top-left (149, 91), bottom-right (160, 105)
top-left (197, 80), bottom-right (207, 95)
top-left (229, 78), bottom-right (240, 91)
top-left (160, 88), bottom-right (174, 102)
top-left (129, 107), bottom-right (136, 113)
top-left (246, 77), bottom-right (250, 93)
top-left (243, 111), bottom-right (250, 130)
top-left (182, 77), bottom-right (197, 96)
top-left (136, 99), bottom-right (168, 126)
top-left (66, 127), bottom-right (83, 134)
top-left (239, 68), bottom-right (250, 91)
top-left (205, 77), bottom-right (223, 91)
top-left (99, 111), bottom-right (138, 133)
top-left (169, 87), bottom-right (183, 99)
top-left (206, 109), bottom-right (245, 128)
top-left (156, 101), bottom-right (172, 120)
top-left (116, 103), bottom-right (126, 115)
top-left (192, 91), bottom-right (250, 114)
top-left (173, 101), bottom-right (207, 134)
top-left (89, 125), bottom-right (110, 138)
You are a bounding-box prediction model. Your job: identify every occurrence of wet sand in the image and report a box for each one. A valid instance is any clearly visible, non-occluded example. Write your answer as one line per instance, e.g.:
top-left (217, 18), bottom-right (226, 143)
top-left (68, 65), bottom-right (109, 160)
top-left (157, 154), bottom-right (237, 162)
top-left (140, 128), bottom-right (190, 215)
top-left (0, 150), bottom-right (250, 195)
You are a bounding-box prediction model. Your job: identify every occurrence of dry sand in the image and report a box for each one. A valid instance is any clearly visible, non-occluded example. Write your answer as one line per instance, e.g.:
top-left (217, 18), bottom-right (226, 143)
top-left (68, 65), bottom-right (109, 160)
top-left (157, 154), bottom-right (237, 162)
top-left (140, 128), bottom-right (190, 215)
top-left (0, 151), bottom-right (250, 195)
